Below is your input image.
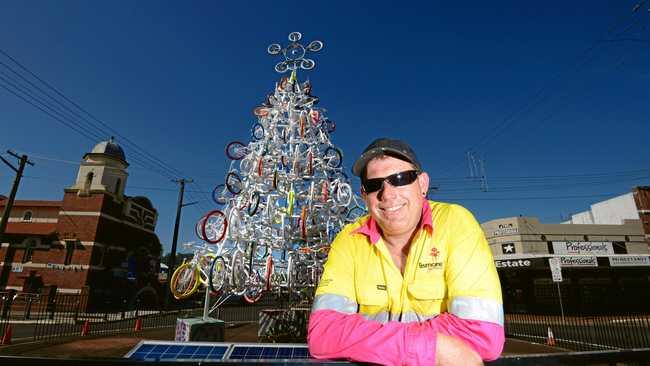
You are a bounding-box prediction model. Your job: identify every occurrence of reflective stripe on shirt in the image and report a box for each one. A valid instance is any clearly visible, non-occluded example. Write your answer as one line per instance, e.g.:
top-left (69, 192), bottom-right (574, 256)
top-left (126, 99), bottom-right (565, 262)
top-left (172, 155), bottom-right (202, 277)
top-left (449, 296), bottom-right (504, 326)
top-left (312, 293), bottom-right (358, 314)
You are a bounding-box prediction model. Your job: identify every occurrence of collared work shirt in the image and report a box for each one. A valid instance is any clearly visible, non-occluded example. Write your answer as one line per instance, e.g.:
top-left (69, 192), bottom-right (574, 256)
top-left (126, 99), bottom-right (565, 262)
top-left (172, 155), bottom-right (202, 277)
top-left (314, 200), bottom-right (503, 324)
top-left (308, 200), bottom-right (504, 365)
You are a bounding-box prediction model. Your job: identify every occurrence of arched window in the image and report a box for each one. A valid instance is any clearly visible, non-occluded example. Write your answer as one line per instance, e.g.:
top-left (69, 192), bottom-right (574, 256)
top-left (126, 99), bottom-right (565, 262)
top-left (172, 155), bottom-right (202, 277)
top-left (84, 172), bottom-right (94, 192)
top-left (22, 211), bottom-right (33, 222)
top-left (115, 178), bottom-right (121, 195)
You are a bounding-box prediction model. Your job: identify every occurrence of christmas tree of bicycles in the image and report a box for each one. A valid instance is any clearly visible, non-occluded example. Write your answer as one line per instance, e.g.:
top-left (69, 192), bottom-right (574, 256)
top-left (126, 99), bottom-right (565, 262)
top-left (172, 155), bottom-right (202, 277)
top-left (170, 32), bottom-right (365, 306)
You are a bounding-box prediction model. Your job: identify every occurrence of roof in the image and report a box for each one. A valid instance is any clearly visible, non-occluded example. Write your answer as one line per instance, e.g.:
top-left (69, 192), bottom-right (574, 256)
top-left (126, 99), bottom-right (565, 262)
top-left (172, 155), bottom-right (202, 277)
top-left (88, 137), bottom-right (127, 163)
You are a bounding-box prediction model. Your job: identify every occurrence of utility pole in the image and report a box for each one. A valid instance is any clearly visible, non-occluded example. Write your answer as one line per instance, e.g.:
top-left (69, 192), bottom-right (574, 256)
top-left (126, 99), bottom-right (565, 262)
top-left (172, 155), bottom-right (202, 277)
top-left (0, 151), bottom-right (34, 243)
top-left (165, 178), bottom-right (197, 306)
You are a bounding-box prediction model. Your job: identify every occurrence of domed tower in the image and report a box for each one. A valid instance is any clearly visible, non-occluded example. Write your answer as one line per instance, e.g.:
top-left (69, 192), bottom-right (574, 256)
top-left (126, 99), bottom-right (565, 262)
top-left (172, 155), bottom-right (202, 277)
top-left (69, 137), bottom-right (129, 198)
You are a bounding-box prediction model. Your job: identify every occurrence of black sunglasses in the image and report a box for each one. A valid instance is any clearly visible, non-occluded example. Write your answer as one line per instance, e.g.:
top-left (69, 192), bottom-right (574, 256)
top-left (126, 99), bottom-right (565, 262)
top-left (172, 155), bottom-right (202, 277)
top-left (362, 170), bottom-right (420, 193)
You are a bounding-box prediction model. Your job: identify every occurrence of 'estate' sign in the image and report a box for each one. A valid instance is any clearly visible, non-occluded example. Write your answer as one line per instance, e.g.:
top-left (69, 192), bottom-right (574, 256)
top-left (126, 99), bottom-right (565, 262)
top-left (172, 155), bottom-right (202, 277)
top-left (495, 259), bottom-right (531, 268)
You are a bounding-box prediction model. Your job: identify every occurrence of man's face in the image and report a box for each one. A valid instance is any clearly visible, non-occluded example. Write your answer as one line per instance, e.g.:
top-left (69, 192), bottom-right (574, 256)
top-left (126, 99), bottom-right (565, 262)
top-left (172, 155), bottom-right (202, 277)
top-left (362, 156), bottom-right (430, 239)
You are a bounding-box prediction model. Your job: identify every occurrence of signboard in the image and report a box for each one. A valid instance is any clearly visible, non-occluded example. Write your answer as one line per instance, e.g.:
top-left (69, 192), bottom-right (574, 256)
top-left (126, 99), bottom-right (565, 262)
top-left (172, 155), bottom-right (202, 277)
top-left (552, 241), bottom-right (614, 256)
top-left (175, 318), bottom-right (191, 342)
top-left (501, 243), bottom-right (516, 255)
top-left (560, 256), bottom-right (598, 267)
top-left (609, 256), bottom-right (650, 267)
top-left (493, 223), bottom-right (519, 236)
top-left (548, 258), bottom-right (563, 282)
top-left (495, 259), bottom-right (531, 268)
top-left (11, 263), bottom-right (23, 273)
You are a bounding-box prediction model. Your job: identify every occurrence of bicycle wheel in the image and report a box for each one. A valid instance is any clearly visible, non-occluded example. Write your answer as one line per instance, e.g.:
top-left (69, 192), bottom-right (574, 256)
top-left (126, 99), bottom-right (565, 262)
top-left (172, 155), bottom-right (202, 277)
top-left (272, 170), bottom-right (278, 190)
top-left (307, 151), bottom-right (313, 176)
top-left (225, 141), bottom-right (247, 160)
top-left (209, 256), bottom-right (227, 294)
top-left (335, 182), bottom-right (353, 207)
top-left (239, 155), bottom-right (255, 175)
top-left (170, 262), bottom-right (200, 299)
top-left (257, 157), bottom-right (264, 176)
top-left (226, 172), bottom-right (243, 195)
top-left (251, 123), bottom-right (265, 141)
top-left (248, 191), bottom-right (260, 216)
top-left (253, 106), bottom-right (269, 117)
top-left (195, 216), bottom-right (207, 241)
top-left (300, 206), bottom-right (308, 240)
top-left (264, 255), bottom-right (274, 291)
top-left (202, 209), bottom-right (227, 244)
top-left (324, 147), bottom-right (342, 168)
top-left (230, 250), bottom-right (248, 296)
top-left (212, 183), bottom-right (228, 205)
top-left (243, 270), bottom-right (264, 304)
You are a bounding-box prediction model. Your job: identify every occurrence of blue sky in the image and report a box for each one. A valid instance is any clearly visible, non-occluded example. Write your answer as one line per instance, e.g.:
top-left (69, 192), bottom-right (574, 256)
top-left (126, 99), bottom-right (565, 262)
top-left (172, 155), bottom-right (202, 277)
top-left (1, 1), bottom-right (648, 254)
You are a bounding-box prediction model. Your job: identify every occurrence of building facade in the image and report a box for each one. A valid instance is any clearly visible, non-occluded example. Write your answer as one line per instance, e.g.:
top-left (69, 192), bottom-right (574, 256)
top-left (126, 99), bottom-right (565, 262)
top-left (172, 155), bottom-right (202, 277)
top-left (0, 139), bottom-right (162, 308)
top-left (481, 189), bottom-right (650, 315)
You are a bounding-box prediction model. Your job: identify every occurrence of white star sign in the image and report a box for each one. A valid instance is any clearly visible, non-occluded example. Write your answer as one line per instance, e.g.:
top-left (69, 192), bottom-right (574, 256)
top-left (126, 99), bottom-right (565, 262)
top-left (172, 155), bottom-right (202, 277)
top-left (501, 243), bottom-right (515, 254)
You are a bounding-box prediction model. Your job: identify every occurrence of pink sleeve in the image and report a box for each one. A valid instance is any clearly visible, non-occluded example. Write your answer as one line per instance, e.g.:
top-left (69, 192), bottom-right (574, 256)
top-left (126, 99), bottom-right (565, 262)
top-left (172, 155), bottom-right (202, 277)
top-left (432, 312), bottom-right (505, 361)
top-left (308, 310), bottom-right (503, 364)
top-left (308, 309), bottom-right (436, 366)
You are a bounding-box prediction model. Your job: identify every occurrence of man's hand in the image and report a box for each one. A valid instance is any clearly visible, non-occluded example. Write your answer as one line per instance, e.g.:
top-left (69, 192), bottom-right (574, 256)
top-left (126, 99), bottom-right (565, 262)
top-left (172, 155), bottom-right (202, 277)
top-left (435, 333), bottom-right (483, 366)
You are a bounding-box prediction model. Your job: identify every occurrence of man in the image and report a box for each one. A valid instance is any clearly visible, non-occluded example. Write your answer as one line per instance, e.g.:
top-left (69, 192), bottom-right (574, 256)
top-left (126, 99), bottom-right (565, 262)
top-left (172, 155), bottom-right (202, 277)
top-left (308, 138), bottom-right (504, 366)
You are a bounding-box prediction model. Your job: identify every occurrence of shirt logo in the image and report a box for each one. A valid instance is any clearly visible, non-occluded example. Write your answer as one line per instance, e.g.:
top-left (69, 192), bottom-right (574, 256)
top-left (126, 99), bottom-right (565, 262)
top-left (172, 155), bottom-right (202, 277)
top-left (420, 246), bottom-right (442, 271)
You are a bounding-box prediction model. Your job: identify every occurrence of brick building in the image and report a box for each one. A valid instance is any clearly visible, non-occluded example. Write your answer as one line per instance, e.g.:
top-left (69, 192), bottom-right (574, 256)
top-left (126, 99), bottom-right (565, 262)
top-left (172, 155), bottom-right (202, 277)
top-left (0, 138), bottom-right (162, 307)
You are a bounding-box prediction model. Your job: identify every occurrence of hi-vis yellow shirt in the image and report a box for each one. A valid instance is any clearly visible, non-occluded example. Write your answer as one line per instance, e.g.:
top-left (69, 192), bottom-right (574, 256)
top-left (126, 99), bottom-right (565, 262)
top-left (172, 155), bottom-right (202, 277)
top-left (313, 200), bottom-right (503, 325)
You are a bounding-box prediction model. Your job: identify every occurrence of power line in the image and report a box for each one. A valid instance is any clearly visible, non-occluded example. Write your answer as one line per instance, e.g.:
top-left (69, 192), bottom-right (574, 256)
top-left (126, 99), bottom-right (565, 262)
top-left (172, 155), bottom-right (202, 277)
top-left (435, 2), bottom-right (649, 180)
top-left (468, 9), bottom-right (646, 152)
top-left (0, 49), bottom-right (182, 181)
top-left (433, 193), bottom-right (622, 201)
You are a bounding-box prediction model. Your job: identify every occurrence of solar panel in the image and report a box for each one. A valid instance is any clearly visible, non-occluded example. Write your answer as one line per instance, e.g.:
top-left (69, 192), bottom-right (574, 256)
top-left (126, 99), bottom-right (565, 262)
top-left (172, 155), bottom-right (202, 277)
top-left (226, 343), bottom-right (311, 360)
top-left (126, 341), bottom-right (314, 362)
top-left (125, 340), bottom-right (230, 361)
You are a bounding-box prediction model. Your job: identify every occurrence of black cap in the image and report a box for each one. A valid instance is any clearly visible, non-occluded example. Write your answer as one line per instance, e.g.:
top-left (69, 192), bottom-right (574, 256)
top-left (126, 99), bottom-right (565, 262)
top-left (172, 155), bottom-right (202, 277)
top-left (352, 138), bottom-right (422, 177)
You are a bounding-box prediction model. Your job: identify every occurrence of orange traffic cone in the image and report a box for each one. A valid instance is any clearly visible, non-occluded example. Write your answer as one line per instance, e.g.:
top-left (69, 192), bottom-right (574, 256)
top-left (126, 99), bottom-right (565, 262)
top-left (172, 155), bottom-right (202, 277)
top-left (134, 317), bottom-right (142, 332)
top-left (546, 326), bottom-right (556, 346)
top-left (1, 325), bottom-right (12, 345)
top-left (80, 320), bottom-right (90, 336)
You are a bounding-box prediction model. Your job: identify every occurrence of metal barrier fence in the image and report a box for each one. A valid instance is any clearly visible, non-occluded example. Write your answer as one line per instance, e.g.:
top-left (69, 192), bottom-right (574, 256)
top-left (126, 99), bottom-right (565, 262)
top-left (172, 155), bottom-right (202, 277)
top-left (6, 289), bottom-right (650, 353)
top-left (505, 313), bottom-right (650, 351)
top-left (1, 291), bottom-right (287, 344)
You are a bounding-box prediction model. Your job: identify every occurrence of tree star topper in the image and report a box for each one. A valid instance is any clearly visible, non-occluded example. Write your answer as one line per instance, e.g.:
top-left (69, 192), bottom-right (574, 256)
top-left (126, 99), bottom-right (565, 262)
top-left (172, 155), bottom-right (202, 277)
top-left (267, 32), bottom-right (324, 73)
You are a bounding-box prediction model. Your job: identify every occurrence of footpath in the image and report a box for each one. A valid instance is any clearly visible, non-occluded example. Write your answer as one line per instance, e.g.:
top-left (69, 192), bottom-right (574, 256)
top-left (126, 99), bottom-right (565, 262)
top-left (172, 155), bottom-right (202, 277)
top-left (0, 323), bottom-right (562, 359)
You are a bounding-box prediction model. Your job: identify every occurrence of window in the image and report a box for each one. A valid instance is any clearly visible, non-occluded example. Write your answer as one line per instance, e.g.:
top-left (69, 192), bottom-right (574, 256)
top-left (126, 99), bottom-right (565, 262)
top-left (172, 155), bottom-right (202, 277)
top-left (115, 178), bottom-right (121, 195)
top-left (22, 211), bottom-right (33, 222)
top-left (22, 239), bottom-right (37, 263)
top-left (64, 240), bottom-right (76, 265)
top-left (84, 172), bottom-right (94, 193)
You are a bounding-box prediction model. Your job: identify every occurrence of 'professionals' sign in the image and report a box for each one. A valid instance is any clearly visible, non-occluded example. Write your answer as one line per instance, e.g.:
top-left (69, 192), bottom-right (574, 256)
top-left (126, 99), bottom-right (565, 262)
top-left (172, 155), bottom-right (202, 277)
top-left (552, 241), bottom-right (614, 256)
top-left (560, 256), bottom-right (598, 267)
